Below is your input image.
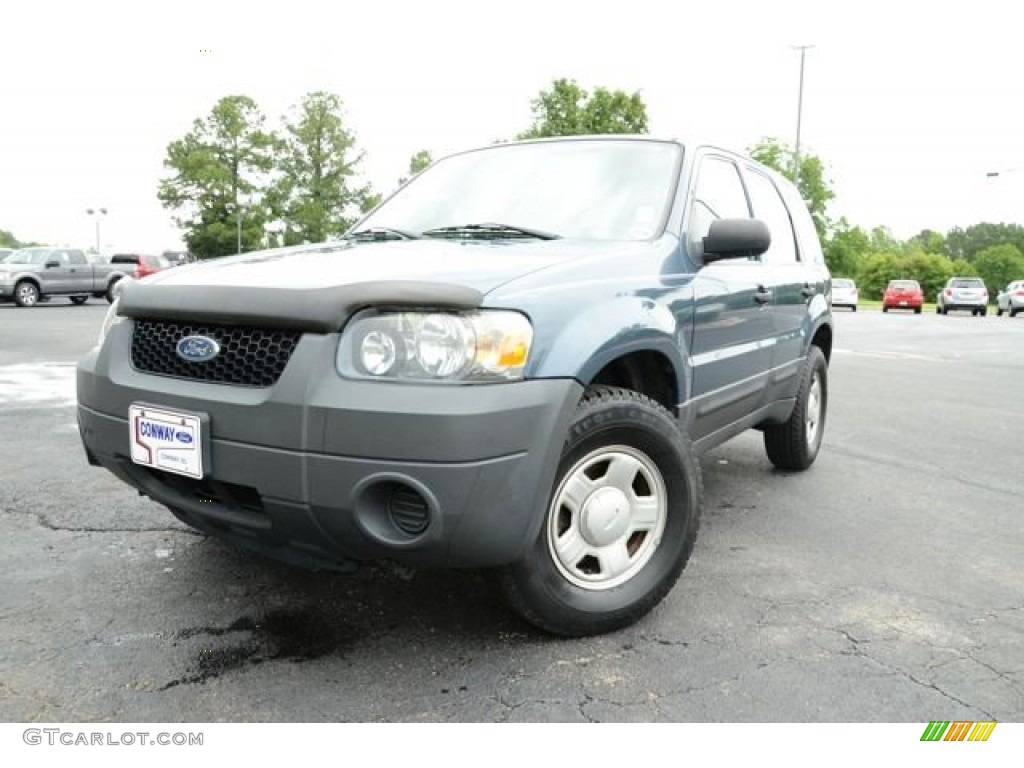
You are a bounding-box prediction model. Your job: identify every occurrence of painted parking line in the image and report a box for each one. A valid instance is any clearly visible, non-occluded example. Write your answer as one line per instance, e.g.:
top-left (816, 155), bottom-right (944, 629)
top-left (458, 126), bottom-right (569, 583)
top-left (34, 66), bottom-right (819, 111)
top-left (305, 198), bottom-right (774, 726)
top-left (832, 348), bottom-right (951, 363)
top-left (0, 363), bottom-right (77, 407)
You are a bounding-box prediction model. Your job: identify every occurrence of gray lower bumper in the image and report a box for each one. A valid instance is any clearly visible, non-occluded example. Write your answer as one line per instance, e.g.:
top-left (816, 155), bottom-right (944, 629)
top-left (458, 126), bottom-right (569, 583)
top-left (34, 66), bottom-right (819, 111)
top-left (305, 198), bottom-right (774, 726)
top-left (77, 322), bottom-right (582, 569)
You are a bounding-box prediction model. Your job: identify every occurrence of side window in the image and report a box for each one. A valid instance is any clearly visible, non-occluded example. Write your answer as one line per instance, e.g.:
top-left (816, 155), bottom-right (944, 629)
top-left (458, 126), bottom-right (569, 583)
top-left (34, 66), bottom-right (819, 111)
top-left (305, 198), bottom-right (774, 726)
top-left (68, 250), bottom-right (87, 265)
top-left (688, 157), bottom-right (750, 260)
top-left (744, 170), bottom-right (798, 265)
top-left (50, 250), bottom-right (69, 265)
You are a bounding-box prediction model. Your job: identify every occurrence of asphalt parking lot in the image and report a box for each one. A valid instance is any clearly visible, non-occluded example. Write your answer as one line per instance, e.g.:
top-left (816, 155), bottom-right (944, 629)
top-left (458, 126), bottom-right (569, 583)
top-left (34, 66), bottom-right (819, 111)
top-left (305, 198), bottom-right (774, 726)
top-left (0, 300), bottom-right (1021, 722)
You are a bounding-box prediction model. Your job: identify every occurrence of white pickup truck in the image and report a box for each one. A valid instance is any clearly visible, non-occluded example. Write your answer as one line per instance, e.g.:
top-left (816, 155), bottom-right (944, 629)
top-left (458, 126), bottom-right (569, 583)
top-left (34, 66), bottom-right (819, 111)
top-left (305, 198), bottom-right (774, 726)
top-left (0, 247), bottom-right (130, 307)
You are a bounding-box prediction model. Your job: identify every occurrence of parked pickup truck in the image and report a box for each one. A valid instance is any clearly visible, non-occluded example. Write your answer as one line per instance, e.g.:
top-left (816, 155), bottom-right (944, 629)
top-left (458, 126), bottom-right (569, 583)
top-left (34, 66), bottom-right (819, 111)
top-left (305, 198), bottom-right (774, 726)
top-left (77, 136), bottom-right (833, 636)
top-left (0, 247), bottom-right (129, 306)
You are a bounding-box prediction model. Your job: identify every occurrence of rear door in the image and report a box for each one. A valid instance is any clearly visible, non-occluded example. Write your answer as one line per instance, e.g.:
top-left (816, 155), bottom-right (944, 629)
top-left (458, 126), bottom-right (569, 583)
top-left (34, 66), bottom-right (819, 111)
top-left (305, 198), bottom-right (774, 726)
top-left (741, 166), bottom-right (818, 375)
top-left (66, 249), bottom-right (92, 291)
top-left (684, 153), bottom-right (774, 440)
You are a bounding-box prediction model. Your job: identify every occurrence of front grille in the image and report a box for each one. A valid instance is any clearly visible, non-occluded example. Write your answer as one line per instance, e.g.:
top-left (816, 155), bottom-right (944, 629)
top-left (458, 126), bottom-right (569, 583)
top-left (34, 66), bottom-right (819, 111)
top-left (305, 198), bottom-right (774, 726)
top-left (131, 319), bottom-right (301, 387)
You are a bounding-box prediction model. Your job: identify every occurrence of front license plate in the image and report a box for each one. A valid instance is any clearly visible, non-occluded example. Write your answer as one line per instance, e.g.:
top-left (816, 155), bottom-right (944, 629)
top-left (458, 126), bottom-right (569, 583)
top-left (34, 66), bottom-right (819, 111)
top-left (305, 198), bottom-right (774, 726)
top-left (129, 404), bottom-right (204, 479)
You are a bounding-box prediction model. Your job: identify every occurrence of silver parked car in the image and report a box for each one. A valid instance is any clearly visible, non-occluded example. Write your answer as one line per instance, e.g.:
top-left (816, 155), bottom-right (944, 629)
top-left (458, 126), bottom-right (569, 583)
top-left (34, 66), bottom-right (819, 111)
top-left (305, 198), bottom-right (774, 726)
top-left (831, 278), bottom-right (858, 311)
top-left (996, 280), bottom-right (1024, 317)
top-left (937, 277), bottom-right (988, 316)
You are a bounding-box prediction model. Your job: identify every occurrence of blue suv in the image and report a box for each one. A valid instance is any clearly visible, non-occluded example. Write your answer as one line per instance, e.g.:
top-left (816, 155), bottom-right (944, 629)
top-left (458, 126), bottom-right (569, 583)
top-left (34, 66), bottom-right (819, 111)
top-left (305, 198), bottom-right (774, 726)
top-left (77, 137), bottom-right (833, 636)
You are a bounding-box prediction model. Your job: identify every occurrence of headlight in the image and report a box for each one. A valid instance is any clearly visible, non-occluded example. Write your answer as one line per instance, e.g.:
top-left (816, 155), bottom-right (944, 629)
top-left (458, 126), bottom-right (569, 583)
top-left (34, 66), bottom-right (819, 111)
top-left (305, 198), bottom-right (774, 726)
top-left (97, 298), bottom-right (125, 346)
top-left (337, 309), bottom-right (533, 383)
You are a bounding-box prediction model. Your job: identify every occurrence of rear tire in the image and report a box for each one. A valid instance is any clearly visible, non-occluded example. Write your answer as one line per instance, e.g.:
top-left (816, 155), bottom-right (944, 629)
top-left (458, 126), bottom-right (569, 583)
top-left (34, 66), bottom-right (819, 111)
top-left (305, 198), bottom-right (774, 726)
top-left (914, 307), bottom-right (921, 314)
top-left (763, 346), bottom-right (828, 472)
top-left (497, 386), bottom-right (701, 637)
top-left (69, 296), bottom-right (89, 305)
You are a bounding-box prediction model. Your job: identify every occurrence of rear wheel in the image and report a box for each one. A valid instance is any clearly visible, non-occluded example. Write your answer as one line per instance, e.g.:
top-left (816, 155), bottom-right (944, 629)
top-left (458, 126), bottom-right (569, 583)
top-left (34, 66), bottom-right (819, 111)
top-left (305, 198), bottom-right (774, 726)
top-left (14, 281), bottom-right (40, 307)
top-left (980, 308), bottom-right (987, 317)
top-left (1011, 308), bottom-right (1019, 318)
top-left (69, 296), bottom-right (89, 305)
top-left (764, 346), bottom-right (828, 471)
top-left (997, 306), bottom-right (1004, 317)
top-left (497, 386), bottom-right (701, 637)
top-left (914, 307), bottom-right (921, 314)
top-left (882, 305), bottom-right (889, 313)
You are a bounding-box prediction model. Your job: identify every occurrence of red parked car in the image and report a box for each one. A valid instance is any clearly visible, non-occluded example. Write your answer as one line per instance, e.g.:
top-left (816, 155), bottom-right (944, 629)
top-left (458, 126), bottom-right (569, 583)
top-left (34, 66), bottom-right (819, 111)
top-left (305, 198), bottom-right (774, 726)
top-left (882, 279), bottom-right (923, 314)
top-left (110, 253), bottom-right (170, 279)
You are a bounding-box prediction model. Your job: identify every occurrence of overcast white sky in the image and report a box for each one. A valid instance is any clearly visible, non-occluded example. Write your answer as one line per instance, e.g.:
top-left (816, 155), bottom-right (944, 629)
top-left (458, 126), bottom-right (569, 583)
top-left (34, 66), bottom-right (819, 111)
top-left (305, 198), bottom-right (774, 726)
top-left (2, 0), bottom-right (1021, 252)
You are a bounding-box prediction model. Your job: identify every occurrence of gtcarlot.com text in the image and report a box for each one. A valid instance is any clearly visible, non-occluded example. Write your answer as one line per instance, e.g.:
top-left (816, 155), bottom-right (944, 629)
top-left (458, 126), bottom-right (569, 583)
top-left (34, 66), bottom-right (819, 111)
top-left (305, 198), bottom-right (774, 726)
top-left (23, 729), bottom-right (203, 746)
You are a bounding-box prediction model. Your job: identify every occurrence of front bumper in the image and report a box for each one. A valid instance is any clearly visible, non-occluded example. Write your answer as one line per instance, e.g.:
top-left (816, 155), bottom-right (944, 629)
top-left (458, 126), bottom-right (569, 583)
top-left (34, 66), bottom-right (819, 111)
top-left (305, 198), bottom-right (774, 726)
top-left (77, 320), bottom-right (582, 570)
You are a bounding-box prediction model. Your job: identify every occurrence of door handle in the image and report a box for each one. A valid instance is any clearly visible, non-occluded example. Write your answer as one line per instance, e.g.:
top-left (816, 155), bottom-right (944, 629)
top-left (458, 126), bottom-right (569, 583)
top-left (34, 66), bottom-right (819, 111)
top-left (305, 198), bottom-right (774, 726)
top-left (753, 287), bottom-right (773, 304)
top-left (801, 282), bottom-right (817, 298)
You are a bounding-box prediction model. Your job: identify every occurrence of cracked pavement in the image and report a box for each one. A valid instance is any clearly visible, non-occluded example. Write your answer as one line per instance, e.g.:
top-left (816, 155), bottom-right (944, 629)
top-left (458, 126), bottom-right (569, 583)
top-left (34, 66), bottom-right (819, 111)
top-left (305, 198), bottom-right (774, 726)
top-left (0, 304), bottom-right (1022, 722)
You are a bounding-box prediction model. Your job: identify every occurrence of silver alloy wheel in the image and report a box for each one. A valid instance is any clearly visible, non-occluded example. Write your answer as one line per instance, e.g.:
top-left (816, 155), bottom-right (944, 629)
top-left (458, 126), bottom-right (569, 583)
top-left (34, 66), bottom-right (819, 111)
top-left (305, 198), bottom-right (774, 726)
top-left (805, 371), bottom-right (822, 449)
top-left (546, 444), bottom-right (667, 591)
top-left (16, 283), bottom-right (38, 306)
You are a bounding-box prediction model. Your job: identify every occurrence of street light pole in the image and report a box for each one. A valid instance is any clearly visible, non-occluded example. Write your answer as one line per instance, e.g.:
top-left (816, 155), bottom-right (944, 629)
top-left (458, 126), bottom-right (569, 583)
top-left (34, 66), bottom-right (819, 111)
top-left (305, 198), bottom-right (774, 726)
top-left (792, 45), bottom-right (814, 191)
top-left (86, 207), bottom-right (108, 256)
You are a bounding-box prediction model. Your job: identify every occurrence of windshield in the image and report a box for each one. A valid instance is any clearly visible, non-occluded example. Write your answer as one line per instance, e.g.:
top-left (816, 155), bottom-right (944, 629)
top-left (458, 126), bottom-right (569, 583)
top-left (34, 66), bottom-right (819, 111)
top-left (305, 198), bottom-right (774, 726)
top-left (833, 279), bottom-right (853, 288)
top-left (358, 139), bottom-right (682, 241)
top-left (6, 248), bottom-right (52, 265)
top-left (889, 280), bottom-right (920, 291)
top-left (951, 279), bottom-right (984, 288)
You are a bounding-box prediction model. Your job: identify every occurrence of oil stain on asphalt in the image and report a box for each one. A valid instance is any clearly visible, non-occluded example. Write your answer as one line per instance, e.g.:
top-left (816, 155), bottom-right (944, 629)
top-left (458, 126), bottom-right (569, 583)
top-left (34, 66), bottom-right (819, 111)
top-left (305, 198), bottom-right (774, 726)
top-left (161, 608), bottom-right (356, 690)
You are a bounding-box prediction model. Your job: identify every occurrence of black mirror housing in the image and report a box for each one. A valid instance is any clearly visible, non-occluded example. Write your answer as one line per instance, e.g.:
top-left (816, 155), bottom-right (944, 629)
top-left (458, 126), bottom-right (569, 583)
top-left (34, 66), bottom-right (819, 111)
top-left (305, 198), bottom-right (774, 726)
top-left (703, 218), bottom-right (771, 262)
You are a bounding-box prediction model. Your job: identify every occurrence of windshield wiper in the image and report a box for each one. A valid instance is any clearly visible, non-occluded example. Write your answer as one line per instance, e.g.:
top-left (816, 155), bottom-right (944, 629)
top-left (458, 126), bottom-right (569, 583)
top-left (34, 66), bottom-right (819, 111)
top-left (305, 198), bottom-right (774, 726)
top-left (345, 227), bottom-right (419, 242)
top-left (421, 222), bottom-right (560, 241)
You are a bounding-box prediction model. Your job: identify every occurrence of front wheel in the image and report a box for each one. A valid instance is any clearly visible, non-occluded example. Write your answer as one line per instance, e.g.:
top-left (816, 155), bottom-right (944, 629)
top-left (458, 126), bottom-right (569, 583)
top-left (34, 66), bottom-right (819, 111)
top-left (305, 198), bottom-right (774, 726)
top-left (69, 296), bottom-right (89, 305)
top-left (763, 346), bottom-right (828, 471)
top-left (14, 281), bottom-right (40, 307)
top-left (105, 279), bottom-right (120, 304)
top-left (497, 387), bottom-right (701, 637)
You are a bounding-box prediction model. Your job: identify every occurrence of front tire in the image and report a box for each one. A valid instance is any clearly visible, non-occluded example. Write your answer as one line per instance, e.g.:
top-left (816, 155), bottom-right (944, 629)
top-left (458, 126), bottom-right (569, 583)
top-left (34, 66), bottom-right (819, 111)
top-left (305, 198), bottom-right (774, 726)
top-left (14, 281), bottom-right (40, 307)
top-left (497, 386), bottom-right (701, 637)
top-left (105, 279), bottom-right (120, 304)
top-left (763, 346), bottom-right (828, 471)
top-left (69, 296), bottom-right (89, 305)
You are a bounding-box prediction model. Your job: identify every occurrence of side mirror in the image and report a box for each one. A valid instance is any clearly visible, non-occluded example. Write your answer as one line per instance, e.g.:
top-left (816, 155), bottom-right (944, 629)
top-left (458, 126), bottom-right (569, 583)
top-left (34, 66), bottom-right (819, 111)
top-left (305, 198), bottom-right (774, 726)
top-left (703, 218), bottom-right (771, 262)
top-left (45, 260), bottom-right (61, 269)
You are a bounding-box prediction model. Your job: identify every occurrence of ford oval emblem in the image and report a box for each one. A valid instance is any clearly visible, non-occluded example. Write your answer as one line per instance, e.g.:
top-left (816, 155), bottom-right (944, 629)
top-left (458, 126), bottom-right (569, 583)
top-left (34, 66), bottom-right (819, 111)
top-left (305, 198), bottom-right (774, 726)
top-left (176, 335), bottom-right (221, 363)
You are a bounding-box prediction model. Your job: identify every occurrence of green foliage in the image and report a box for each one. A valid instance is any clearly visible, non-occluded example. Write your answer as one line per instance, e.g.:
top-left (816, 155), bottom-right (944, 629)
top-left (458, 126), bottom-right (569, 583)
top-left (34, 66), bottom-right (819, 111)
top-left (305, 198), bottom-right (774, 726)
top-left (748, 138), bottom-right (834, 243)
top-left (398, 149), bottom-right (433, 187)
top-left (823, 218), bottom-right (868, 277)
top-left (274, 91), bottom-right (375, 246)
top-left (903, 250), bottom-right (955, 299)
top-left (907, 228), bottom-right (946, 255)
top-left (0, 229), bottom-right (20, 248)
top-left (972, 243), bottom-right (1024, 297)
top-left (518, 78), bottom-right (648, 139)
top-left (949, 258), bottom-right (977, 277)
top-left (945, 223), bottom-right (1024, 261)
top-left (158, 95), bottom-right (278, 258)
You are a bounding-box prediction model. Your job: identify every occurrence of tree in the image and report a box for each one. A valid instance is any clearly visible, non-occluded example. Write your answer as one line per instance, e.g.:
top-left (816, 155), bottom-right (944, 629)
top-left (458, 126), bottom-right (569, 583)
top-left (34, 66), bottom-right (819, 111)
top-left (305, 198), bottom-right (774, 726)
top-left (0, 229), bottom-right (20, 248)
top-left (273, 91), bottom-right (376, 246)
top-left (748, 138), bottom-right (834, 242)
top-left (518, 78), bottom-right (648, 139)
top-left (907, 228), bottom-right (946, 255)
top-left (397, 149), bottom-right (433, 187)
top-left (973, 243), bottom-right (1024, 297)
top-left (945, 222), bottom-right (1024, 261)
top-left (823, 218), bottom-right (868, 277)
top-left (158, 95), bottom-right (278, 259)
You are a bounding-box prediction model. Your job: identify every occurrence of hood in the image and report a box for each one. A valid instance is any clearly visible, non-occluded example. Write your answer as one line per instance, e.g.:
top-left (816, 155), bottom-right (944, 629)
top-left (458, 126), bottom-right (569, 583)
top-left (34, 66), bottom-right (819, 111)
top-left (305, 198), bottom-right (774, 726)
top-left (142, 239), bottom-right (592, 294)
top-left (115, 238), bottom-right (634, 332)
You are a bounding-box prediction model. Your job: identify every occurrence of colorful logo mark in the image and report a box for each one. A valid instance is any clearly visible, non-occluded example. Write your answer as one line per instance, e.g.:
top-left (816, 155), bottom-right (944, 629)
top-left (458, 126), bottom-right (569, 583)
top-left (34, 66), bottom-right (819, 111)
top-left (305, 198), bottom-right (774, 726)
top-left (921, 721), bottom-right (996, 742)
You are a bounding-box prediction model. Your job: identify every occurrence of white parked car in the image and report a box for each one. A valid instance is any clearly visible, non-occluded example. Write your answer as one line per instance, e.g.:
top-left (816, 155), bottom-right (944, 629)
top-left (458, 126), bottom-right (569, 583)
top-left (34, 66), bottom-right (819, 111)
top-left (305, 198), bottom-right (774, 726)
top-left (831, 278), bottom-right (858, 311)
top-left (996, 280), bottom-right (1024, 318)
